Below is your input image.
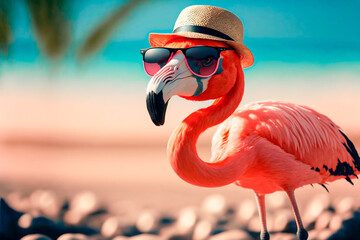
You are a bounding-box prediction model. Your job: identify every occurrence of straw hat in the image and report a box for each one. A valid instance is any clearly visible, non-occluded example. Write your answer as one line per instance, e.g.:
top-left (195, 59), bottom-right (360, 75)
top-left (149, 5), bottom-right (254, 68)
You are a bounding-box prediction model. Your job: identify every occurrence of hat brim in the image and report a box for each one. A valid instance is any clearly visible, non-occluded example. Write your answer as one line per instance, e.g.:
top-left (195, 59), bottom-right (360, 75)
top-left (149, 32), bottom-right (254, 68)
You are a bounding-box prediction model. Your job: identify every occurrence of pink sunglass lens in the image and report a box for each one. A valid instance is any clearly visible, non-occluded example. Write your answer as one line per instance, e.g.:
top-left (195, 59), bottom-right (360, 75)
top-left (198, 60), bottom-right (218, 76)
top-left (144, 63), bottom-right (162, 76)
top-left (143, 48), bottom-right (171, 76)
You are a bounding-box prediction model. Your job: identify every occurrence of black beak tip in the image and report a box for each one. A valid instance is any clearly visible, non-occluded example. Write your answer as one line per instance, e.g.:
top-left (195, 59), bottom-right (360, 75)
top-left (146, 91), bottom-right (168, 126)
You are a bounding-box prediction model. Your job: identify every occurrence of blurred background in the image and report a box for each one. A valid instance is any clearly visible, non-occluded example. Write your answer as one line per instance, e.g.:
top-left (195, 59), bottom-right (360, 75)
top-left (0, 0), bottom-right (359, 209)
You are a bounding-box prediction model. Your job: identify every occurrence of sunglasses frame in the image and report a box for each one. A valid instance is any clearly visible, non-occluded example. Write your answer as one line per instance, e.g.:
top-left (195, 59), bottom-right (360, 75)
top-left (140, 46), bottom-right (233, 77)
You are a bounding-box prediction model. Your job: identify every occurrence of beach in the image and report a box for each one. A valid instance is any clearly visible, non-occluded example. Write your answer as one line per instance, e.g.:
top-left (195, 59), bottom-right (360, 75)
top-left (0, 75), bottom-right (359, 211)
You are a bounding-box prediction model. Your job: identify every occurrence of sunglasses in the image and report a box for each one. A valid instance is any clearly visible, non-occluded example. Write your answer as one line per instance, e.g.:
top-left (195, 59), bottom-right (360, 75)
top-left (140, 46), bottom-right (233, 77)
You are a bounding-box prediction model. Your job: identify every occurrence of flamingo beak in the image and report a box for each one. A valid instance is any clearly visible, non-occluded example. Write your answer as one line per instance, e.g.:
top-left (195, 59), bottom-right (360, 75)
top-left (146, 53), bottom-right (202, 126)
top-left (146, 91), bottom-right (168, 126)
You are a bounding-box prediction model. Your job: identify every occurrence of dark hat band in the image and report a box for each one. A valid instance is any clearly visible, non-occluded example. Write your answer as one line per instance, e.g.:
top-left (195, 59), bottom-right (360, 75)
top-left (173, 25), bottom-right (234, 41)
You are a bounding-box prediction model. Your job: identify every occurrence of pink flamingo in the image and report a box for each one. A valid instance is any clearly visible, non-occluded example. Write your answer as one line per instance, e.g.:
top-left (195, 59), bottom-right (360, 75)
top-left (142, 7), bottom-right (360, 240)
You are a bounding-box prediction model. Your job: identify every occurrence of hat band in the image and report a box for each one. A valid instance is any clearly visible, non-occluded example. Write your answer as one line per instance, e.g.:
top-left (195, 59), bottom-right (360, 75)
top-left (173, 25), bottom-right (234, 41)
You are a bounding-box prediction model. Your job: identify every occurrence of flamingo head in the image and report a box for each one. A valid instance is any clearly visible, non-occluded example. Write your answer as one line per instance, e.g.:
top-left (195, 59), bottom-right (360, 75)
top-left (145, 37), bottom-right (243, 126)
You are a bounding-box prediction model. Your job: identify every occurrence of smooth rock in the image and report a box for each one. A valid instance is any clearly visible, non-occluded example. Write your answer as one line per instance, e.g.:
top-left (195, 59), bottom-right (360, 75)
top-left (176, 206), bottom-right (198, 235)
top-left (307, 229), bottom-right (318, 240)
top-left (20, 234), bottom-right (52, 240)
top-left (316, 229), bottom-right (334, 240)
top-left (30, 189), bottom-right (63, 218)
top-left (271, 232), bottom-right (297, 240)
top-left (208, 229), bottom-right (252, 240)
top-left (314, 210), bottom-right (333, 230)
top-left (328, 215), bottom-right (343, 231)
top-left (6, 191), bottom-right (31, 213)
top-left (57, 233), bottom-right (89, 240)
top-left (269, 209), bottom-right (294, 232)
top-left (101, 216), bottom-right (139, 238)
top-left (69, 191), bottom-right (101, 216)
top-left (101, 216), bottom-right (123, 238)
top-left (201, 194), bottom-right (227, 216)
top-left (158, 224), bottom-right (184, 239)
top-left (247, 215), bottom-right (261, 232)
top-left (303, 194), bottom-right (330, 226)
top-left (334, 196), bottom-right (355, 214)
top-left (63, 209), bottom-right (83, 225)
top-left (88, 235), bottom-right (104, 240)
top-left (129, 234), bottom-right (165, 240)
top-left (192, 217), bottom-right (216, 240)
top-left (112, 237), bottom-right (129, 240)
top-left (235, 198), bottom-right (257, 226)
top-left (167, 236), bottom-right (191, 240)
top-left (18, 213), bottom-right (34, 229)
top-left (136, 209), bottom-right (160, 233)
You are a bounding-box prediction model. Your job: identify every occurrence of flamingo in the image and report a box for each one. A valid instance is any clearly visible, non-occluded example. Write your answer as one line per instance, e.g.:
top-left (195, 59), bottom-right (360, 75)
top-left (143, 37), bottom-right (360, 240)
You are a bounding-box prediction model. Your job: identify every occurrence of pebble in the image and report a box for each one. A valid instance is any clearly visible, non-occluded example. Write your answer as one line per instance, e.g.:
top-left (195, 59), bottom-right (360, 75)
top-left (317, 229), bottom-right (334, 240)
top-left (136, 209), bottom-right (160, 233)
top-left (307, 229), bottom-right (318, 239)
top-left (101, 216), bottom-right (125, 237)
top-left (128, 234), bottom-right (165, 240)
top-left (20, 234), bottom-right (52, 240)
top-left (328, 214), bottom-right (344, 231)
top-left (247, 215), bottom-right (261, 232)
top-left (334, 196), bottom-right (355, 214)
top-left (201, 194), bottom-right (227, 216)
top-left (314, 210), bottom-right (333, 230)
top-left (57, 233), bottom-right (89, 240)
top-left (303, 194), bottom-right (331, 226)
top-left (112, 236), bottom-right (129, 240)
top-left (271, 232), bottom-right (297, 240)
top-left (175, 206), bottom-right (198, 235)
top-left (235, 198), bottom-right (257, 226)
top-left (4, 188), bottom-right (360, 240)
top-left (6, 191), bottom-right (32, 212)
top-left (69, 191), bottom-right (101, 216)
top-left (18, 213), bottom-right (34, 229)
top-left (29, 189), bottom-right (63, 219)
top-left (208, 229), bottom-right (252, 240)
top-left (192, 217), bottom-right (216, 240)
top-left (269, 209), bottom-right (294, 232)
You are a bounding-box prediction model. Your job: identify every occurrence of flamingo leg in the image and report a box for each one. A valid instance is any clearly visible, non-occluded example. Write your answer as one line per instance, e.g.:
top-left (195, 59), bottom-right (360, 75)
top-left (285, 190), bottom-right (308, 240)
top-left (254, 192), bottom-right (270, 240)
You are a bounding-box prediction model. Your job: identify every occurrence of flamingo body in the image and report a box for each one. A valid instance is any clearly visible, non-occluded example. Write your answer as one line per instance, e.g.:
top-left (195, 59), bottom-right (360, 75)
top-left (145, 37), bottom-right (359, 240)
top-left (211, 100), bottom-right (359, 194)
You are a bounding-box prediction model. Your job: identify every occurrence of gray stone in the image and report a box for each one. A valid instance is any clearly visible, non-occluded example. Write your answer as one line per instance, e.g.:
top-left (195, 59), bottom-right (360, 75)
top-left (20, 234), bottom-right (52, 240)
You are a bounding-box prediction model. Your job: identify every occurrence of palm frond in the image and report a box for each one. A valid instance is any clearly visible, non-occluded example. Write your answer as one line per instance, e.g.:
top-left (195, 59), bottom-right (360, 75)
top-left (77, 0), bottom-right (146, 62)
top-left (0, 1), bottom-right (12, 56)
top-left (26, 0), bottom-right (71, 61)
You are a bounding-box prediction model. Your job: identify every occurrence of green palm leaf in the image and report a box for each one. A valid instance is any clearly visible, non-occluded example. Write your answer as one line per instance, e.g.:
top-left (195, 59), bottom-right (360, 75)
top-left (77, 0), bottom-right (146, 62)
top-left (26, 0), bottom-right (70, 61)
top-left (0, 1), bottom-right (12, 56)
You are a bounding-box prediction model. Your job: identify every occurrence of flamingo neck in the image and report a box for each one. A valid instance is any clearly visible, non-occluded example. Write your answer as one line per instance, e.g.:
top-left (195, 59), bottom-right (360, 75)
top-left (167, 76), bottom-right (247, 187)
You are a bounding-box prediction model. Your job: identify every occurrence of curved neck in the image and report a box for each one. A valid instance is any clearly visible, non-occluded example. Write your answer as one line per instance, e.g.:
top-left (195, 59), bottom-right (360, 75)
top-left (168, 71), bottom-right (250, 187)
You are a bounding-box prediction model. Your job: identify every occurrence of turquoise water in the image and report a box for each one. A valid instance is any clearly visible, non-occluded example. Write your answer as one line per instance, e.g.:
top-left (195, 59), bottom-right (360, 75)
top-left (1, 0), bottom-right (359, 85)
top-left (2, 38), bottom-right (359, 86)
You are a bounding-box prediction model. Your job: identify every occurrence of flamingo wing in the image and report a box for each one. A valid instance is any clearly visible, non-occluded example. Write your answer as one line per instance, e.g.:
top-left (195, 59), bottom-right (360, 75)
top-left (212, 101), bottom-right (360, 184)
